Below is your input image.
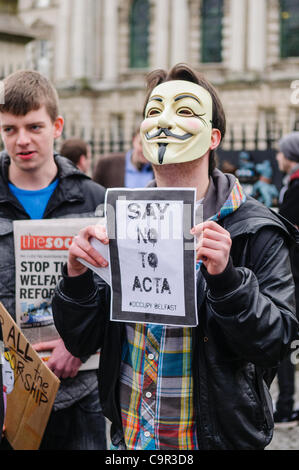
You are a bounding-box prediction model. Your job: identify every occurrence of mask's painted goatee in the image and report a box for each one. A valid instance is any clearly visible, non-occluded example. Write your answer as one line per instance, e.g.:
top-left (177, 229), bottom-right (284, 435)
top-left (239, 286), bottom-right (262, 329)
top-left (158, 143), bottom-right (168, 164)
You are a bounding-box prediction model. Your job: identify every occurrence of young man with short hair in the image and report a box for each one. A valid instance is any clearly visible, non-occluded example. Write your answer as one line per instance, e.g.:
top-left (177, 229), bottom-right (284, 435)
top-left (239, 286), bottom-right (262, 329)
top-left (0, 70), bottom-right (106, 450)
top-left (53, 64), bottom-right (298, 450)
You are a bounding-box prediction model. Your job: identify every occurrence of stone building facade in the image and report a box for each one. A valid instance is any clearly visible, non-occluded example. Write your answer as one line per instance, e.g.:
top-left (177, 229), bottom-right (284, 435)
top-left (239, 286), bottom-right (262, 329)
top-left (3, 0), bottom-right (299, 157)
top-left (0, 0), bottom-right (34, 79)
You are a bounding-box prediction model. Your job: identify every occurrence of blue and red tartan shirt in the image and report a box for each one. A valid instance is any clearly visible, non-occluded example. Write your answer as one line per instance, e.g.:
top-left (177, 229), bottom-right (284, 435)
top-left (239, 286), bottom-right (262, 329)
top-left (118, 323), bottom-right (198, 450)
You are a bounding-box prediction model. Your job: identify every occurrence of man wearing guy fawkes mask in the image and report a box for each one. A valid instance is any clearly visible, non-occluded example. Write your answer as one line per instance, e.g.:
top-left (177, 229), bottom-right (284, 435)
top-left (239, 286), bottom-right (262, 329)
top-left (52, 64), bottom-right (298, 450)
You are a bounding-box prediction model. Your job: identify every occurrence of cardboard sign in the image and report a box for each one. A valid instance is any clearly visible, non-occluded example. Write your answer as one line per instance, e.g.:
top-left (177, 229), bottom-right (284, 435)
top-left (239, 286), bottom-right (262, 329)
top-left (0, 303), bottom-right (60, 450)
top-left (0, 323), bottom-right (4, 442)
top-left (106, 188), bottom-right (198, 326)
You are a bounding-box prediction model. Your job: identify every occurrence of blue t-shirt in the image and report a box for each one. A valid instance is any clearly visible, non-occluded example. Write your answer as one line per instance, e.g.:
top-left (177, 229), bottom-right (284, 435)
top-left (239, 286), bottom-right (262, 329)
top-left (124, 150), bottom-right (154, 188)
top-left (8, 179), bottom-right (59, 219)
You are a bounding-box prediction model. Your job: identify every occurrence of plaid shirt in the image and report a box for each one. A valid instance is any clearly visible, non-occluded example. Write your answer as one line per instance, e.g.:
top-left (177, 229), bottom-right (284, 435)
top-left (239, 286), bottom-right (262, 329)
top-left (118, 323), bottom-right (198, 450)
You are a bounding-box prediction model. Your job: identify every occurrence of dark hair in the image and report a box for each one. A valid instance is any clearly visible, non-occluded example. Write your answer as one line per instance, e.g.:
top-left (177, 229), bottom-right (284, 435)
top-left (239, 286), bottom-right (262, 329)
top-left (60, 138), bottom-right (88, 166)
top-left (0, 70), bottom-right (59, 122)
top-left (143, 63), bottom-right (226, 174)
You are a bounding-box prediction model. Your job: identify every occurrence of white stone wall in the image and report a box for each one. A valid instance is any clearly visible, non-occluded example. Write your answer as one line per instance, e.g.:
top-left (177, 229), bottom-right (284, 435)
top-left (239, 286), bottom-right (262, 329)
top-left (0, 41), bottom-right (29, 76)
top-left (18, 0), bottom-right (59, 29)
top-left (266, 0), bottom-right (281, 69)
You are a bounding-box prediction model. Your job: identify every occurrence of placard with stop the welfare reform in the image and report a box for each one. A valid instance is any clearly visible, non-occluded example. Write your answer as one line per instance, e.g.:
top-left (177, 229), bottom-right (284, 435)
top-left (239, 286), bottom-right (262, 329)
top-left (106, 188), bottom-right (198, 326)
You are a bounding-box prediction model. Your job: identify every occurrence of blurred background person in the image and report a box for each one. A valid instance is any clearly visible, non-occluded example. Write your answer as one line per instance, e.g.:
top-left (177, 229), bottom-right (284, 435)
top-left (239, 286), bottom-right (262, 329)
top-left (93, 128), bottom-right (153, 188)
top-left (274, 131), bottom-right (299, 427)
top-left (60, 138), bottom-right (91, 174)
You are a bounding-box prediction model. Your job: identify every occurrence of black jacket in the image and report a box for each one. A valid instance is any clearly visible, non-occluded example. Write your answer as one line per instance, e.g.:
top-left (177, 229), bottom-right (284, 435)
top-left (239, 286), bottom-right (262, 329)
top-left (0, 151), bottom-right (106, 411)
top-left (278, 168), bottom-right (299, 316)
top-left (0, 152), bottom-right (105, 222)
top-left (278, 167), bottom-right (299, 226)
top-left (52, 170), bottom-right (298, 450)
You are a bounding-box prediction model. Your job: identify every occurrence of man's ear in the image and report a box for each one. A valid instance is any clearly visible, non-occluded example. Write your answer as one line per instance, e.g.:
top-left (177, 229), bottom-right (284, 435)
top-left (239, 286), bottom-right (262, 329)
top-left (210, 128), bottom-right (222, 150)
top-left (53, 116), bottom-right (64, 139)
top-left (0, 114), bottom-right (3, 139)
top-left (78, 154), bottom-right (87, 172)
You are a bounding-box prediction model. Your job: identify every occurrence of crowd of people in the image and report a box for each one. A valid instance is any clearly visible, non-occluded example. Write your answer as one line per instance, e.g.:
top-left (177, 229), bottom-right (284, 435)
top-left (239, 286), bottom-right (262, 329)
top-left (0, 64), bottom-right (298, 451)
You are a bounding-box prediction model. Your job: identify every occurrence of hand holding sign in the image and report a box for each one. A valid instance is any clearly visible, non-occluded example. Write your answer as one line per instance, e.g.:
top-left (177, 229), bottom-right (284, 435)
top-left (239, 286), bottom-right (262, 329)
top-left (33, 339), bottom-right (82, 379)
top-left (68, 224), bottom-right (109, 277)
top-left (191, 220), bottom-right (232, 275)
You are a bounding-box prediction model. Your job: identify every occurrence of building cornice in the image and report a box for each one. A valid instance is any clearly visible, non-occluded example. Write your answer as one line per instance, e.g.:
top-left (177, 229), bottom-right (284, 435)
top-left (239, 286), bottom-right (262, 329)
top-left (0, 14), bottom-right (35, 42)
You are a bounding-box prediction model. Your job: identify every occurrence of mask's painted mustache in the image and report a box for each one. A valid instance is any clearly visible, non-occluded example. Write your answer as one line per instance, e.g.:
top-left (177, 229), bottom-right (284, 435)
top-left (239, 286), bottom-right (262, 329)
top-left (146, 128), bottom-right (193, 141)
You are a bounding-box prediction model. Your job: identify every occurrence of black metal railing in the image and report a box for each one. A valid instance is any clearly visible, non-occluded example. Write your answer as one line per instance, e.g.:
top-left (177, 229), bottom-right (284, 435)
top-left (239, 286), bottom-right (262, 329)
top-left (1, 120), bottom-right (299, 191)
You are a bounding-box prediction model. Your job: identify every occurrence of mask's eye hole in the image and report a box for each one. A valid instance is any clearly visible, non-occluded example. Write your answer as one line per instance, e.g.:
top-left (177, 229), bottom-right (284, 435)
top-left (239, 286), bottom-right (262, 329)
top-left (146, 108), bottom-right (162, 117)
top-left (177, 107), bottom-right (194, 117)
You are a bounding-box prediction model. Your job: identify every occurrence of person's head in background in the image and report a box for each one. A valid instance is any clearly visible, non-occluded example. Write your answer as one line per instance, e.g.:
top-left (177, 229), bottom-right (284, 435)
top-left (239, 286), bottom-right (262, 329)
top-left (60, 138), bottom-right (91, 174)
top-left (131, 127), bottom-right (150, 170)
top-left (276, 132), bottom-right (299, 175)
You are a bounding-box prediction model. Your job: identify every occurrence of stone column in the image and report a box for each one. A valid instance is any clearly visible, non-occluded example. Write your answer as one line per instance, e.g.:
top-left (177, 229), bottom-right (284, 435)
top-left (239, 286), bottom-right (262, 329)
top-left (54, 0), bottom-right (71, 81)
top-left (247, 0), bottom-right (267, 72)
top-left (84, 0), bottom-right (98, 80)
top-left (71, 0), bottom-right (87, 79)
top-left (153, 0), bottom-right (169, 69)
top-left (170, 0), bottom-right (188, 65)
top-left (102, 0), bottom-right (118, 82)
top-left (230, 0), bottom-right (246, 72)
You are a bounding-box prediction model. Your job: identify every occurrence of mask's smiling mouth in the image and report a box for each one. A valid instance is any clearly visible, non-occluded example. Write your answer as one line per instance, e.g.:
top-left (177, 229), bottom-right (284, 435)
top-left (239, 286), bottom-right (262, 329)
top-left (145, 127), bottom-right (193, 142)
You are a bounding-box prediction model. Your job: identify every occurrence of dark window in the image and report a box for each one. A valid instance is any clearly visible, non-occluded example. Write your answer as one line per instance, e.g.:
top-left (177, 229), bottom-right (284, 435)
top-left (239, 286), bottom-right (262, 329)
top-left (129, 0), bottom-right (150, 68)
top-left (201, 0), bottom-right (223, 63)
top-left (0, 0), bottom-right (18, 14)
top-left (280, 0), bottom-right (299, 58)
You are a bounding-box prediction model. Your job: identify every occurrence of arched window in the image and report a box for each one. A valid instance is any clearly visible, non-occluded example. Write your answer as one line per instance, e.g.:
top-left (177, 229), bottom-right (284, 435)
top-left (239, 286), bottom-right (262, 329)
top-left (129, 0), bottom-right (150, 68)
top-left (280, 0), bottom-right (299, 58)
top-left (201, 0), bottom-right (223, 63)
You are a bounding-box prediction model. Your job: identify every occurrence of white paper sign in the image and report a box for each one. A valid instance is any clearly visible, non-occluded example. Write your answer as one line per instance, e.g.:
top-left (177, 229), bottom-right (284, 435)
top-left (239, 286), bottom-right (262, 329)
top-left (106, 188), bottom-right (198, 326)
top-left (116, 199), bottom-right (186, 316)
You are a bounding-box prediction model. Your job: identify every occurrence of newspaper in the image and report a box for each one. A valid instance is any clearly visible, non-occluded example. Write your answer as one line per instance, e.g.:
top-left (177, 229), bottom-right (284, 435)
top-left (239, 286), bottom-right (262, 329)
top-left (13, 218), bottom-right (104, 370)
